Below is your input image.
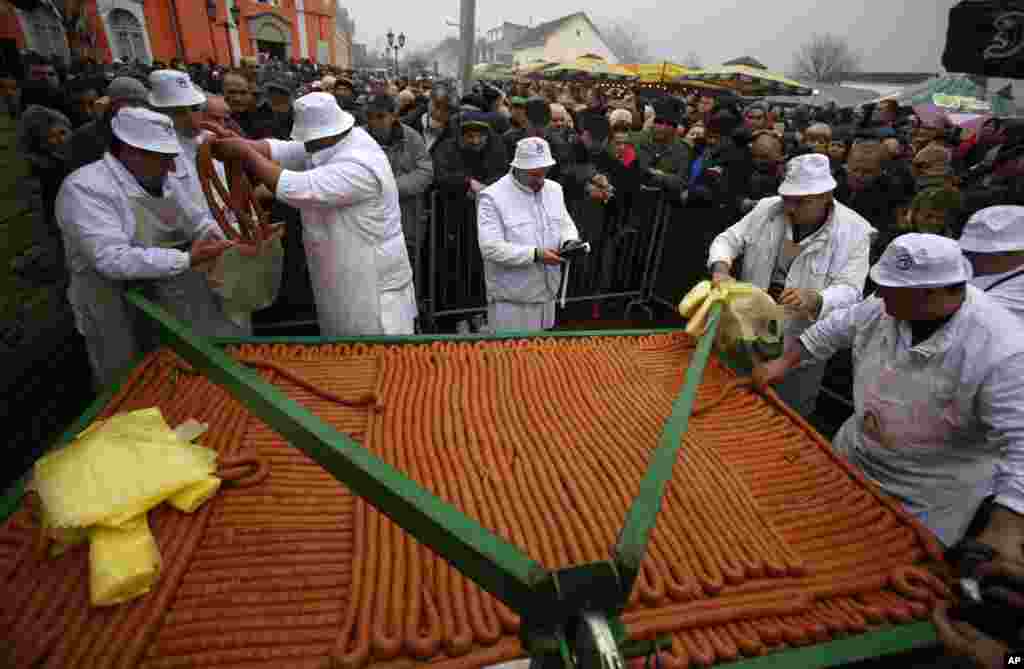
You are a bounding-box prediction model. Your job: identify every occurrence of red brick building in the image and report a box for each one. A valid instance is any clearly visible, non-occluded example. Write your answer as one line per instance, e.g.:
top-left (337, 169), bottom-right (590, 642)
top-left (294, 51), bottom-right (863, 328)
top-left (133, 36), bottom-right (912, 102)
top-left (0, 0), bottom-right (345, 69)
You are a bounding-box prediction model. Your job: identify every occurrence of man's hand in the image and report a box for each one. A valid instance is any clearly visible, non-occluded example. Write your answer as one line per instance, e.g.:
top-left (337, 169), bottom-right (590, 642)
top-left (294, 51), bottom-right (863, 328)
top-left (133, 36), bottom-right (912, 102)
top-left (932, 602), bottom-right (1011, 669)
top-left (210, 138), bottom-right (254, 163)
top-left (752, 357), bottom-right (792, 389)
top-left (236, 223), bottom-right (286, 257)
top-left (710, 262), bottom-right (732, 287)
top-left (538, 249), bottom-right (562, 265)
top-left (977, 507), bottom-right (1024, 564)
top-left (92, 96), bottom-right (111, 119)
top-left (469, 179), bottom-right (485, 194)
top-left (189, 239), bottom-right (234, 268)
top-left (592, 174), bottom-right (610, 190)
top-left (779, 287), bottom-right (823, 318)
top-left (200, 120), bottom-right (241, 140)
top-left (253, 183), bottom-right (275, 205)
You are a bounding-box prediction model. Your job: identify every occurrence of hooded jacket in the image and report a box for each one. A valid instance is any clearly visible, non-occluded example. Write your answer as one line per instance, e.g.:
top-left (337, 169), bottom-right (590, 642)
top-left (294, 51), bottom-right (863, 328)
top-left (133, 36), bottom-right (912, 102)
top-left (432, 124), bottom-right (508, 196)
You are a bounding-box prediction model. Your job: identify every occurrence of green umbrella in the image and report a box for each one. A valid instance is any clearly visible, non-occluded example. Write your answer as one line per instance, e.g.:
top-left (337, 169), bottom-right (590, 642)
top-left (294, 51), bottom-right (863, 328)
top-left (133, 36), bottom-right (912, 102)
top-left (870, 74), bottom-right (1016, 116)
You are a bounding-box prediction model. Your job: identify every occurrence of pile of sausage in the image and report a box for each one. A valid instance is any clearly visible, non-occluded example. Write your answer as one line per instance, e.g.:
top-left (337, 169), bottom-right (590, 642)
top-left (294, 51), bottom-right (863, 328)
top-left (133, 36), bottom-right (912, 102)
top-left (0, 336), bottom-right (952, 669)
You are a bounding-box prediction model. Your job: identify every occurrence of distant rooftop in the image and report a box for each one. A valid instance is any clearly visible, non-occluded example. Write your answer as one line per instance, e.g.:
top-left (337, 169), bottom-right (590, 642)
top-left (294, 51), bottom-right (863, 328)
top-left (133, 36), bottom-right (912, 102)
top-left (839, 72), bottom-right (937, 85)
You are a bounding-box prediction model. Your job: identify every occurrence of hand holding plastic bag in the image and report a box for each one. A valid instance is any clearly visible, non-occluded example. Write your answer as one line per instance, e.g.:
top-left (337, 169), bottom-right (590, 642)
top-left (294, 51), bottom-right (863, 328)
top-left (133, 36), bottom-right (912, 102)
top-left (679, 280), bottom-right (785, 368)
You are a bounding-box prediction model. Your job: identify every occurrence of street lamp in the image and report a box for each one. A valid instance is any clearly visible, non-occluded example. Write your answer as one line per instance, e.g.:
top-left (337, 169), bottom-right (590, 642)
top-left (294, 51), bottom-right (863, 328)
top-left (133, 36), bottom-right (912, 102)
top-left (385, 30), bottom-right (406, 77)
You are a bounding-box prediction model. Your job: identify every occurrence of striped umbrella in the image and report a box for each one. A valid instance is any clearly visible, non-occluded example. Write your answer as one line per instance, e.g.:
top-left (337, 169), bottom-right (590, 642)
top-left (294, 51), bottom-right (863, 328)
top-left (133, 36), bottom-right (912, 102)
top-left (675, 64), bottom-right (815, 96)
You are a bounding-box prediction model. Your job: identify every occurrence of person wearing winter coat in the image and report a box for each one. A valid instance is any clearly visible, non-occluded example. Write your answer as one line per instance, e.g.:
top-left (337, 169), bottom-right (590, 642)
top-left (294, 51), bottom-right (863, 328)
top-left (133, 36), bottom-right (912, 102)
top-left (433, 113), bottom-right (508, 199)
top-left (477, 137), bottom-right (579, 332)
top-left (366, 93), bottom-right (433, 292)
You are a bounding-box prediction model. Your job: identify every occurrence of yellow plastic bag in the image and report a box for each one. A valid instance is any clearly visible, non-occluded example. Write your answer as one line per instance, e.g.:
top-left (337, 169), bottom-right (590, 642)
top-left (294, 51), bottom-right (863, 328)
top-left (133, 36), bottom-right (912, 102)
top-left (32, 408), bottom-right (218, 528)
top-left (678, 281), bottom-right (784, 367)
top-left (168, 476), bottom-right (222, 513)
top-left (89, 515), bottom-right (162, 607)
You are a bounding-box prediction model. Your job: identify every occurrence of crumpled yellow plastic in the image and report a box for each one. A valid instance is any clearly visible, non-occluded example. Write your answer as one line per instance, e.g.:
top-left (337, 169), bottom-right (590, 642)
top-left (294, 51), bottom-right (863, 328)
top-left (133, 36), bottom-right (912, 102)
top-left (31, 408), bottom-right (217, 529)
top-left (89, 515), bottom-right (162, 607)
top-left (168, 476), bottom-right (222, 513)
top-left (679, 280), bottom-right (784, 366)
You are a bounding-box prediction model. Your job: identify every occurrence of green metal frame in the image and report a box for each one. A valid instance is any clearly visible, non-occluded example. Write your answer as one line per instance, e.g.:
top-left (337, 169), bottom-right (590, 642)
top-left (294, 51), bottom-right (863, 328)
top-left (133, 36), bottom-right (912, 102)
top-left (0, 293), bottom-right (940, 667)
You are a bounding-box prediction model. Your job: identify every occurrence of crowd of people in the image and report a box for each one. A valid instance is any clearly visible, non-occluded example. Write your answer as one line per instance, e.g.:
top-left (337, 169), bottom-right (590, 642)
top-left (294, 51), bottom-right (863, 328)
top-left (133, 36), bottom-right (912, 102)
top-left (7, 48), bottom-right (1024, 667)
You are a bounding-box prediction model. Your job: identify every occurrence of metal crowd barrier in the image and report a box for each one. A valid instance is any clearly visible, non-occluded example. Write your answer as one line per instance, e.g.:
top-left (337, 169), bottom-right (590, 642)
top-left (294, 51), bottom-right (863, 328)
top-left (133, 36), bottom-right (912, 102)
top-left (417, 187), bottom-right (676, 332)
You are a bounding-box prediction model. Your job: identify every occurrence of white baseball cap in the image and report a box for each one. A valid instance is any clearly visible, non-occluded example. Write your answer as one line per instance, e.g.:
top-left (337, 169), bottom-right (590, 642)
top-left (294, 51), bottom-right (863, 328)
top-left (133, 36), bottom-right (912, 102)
top-left (777, 153), bottom-right (837, 197)
top-left (111, 107), bottom-right (182, 155)
top-left (510, 136), bottom-right (556, 170)
top-left (959, 205), bottom-right (1024, 254)
top-left (870, 233), bottom-right (973, 288)
top-left (291, 92), bottom-right (355, 143)
top-left (148, 69), bottom-right (206, 109)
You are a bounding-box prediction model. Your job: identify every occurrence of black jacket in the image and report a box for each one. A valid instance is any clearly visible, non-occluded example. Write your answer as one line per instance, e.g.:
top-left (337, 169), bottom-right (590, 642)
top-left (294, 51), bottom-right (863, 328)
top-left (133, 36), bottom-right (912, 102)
top-left (432, 130), bottom-right (508, 197)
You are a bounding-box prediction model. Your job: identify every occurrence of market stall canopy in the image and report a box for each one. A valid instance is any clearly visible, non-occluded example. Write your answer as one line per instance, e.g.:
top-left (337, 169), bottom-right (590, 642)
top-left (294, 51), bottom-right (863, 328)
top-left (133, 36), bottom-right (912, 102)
top-left (863, 73), bottom-right (1018, 116)
top-left (763, 84), bottom-right (880, 109)
top-left (532, 55), bottom-right (637, 82)
top-left (943, 0), bottom-right (1024, 79)
top-left (620, 62), bottom-right (692, 83)
top-left (722, 56), bottom-right (768, 70)
top-left (472, 63), bottom-right (516, 81)
top-left (675, 65), bottom-right (815, 96)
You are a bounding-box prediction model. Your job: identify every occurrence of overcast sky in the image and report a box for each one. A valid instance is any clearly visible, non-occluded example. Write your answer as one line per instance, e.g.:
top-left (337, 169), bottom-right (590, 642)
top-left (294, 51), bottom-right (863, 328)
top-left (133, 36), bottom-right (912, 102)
top-left (348, 0), bottom-right (958, 74)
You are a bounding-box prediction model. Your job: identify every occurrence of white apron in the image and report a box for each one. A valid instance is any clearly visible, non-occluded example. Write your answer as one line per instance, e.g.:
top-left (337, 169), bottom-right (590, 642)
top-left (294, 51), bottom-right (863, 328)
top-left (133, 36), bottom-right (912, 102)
top-left (836, 329), bottom-right (997, 545)
top-left (130, 194), bottom-right (245, 339)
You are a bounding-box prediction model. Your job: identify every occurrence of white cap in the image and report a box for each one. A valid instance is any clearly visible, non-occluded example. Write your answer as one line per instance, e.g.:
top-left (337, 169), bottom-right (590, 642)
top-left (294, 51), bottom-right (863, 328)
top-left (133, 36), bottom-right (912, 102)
top-left (111, 107), bottom-right (181, 155)
top-left (959, 205), bottom-right (1024, 254)
top-left (291, 92), bottom-right (355, 142)
top-left (870, 233), bottom-right (973, 288)
top-left (777, 154), bottom-right (837, 197)
top-left (510, 136), bottom-right (556, 170)
top-left (148, 69), bottom-right (206, 109)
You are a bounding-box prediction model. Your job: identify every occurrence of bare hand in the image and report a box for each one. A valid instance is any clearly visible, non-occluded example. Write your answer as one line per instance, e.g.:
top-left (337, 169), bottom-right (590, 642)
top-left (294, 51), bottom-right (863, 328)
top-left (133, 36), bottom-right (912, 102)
top-left (710, 270), bottom-right (732, 287)
top-left (779, 287), bottom-right (823, 318)
top-left (200, 120), bottom-right (241, 140)
top-left (932, 602), bottom-right (1010, 669)
top-left (539, 249), bottom-right (562, 265)
top-left (209, 138), bottom-right (252, 163)
top-left (592, 174), bottom-right (610, 190)
top-left (235, 223), bottom-right (286, 257)
top-left (92, 96), bottom-right (111, 119)
top-left (189, 239), bottom-right (234, 267)
top-left (752, 357), bottom-right (790, 389)
top-left (469, 179), bottom-right (485, 194)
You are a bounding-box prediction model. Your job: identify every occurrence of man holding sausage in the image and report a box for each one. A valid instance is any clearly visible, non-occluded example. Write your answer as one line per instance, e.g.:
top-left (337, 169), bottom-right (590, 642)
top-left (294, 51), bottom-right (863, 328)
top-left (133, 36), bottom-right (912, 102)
top-left (208, 92), bottom-right (416, 336)
top-left (754, 234), bottom-right (1024, 556)
top-left (707, 153), bottom-right (875, 416)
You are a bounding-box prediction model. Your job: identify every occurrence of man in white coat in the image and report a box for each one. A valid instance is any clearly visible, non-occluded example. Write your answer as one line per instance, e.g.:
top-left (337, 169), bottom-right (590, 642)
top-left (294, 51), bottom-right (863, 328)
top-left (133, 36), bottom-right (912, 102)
top-left (960, 205), bottom-right (1024, 321)
top-left (145, 69), bottom-right (252, 336)
top-left (754, 234), bottom-right (1024, 555)
top-left (476, 137), bottom-right (579, 332)
top-left (707, 153), bottom-right (875, 416)
top-left (208, 92), bottom-right (416, 336)
top-left (56, 108), bottom-right (234, 390)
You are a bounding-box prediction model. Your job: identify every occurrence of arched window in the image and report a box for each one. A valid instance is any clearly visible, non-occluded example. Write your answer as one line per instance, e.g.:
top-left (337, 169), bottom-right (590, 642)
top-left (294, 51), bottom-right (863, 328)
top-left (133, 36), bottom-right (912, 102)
top-left (109, 9), bottom-right (147, 64)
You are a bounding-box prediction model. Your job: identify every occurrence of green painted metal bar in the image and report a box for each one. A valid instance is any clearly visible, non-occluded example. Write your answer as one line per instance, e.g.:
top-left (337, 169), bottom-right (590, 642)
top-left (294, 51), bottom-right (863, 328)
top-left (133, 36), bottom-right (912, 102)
top-left (0, 351), bottom-right (148, 524)
top-left (125, 290), bottom-right (547, 618)
top-left (614, 303), bottom-right (723, 596)
top-left (210, 328), bottom-right (685, 347)
top-left (718, 622), bottom-right (938, 668)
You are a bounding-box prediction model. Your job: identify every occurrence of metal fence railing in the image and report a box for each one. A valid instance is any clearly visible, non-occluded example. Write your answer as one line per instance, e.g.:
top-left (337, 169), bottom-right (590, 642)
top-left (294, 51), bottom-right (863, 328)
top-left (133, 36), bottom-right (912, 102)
top-left (418, 187), bottom-right (676, 332)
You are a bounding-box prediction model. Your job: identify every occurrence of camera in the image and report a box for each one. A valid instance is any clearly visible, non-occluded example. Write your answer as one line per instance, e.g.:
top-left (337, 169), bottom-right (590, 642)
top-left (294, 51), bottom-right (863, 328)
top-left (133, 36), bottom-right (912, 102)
top-left (560, 239), bottom-right (591, 260)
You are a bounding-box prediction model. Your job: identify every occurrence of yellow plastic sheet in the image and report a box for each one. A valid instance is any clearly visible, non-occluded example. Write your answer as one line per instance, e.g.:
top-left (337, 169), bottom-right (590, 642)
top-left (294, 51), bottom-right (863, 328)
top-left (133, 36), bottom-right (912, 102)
top-left (89, 515), bottom-right (162, 607)
top-left (168, 476), bottom-right (222, 513)
top-left (32, 408), bottom-right (217, 528)
top-left (679, 280), bottom-right (784, 366)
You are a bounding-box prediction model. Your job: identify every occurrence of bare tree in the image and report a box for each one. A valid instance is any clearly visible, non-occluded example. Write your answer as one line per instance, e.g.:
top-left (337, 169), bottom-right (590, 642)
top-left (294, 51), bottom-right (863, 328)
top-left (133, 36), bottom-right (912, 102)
top-left (683, 51), bottom-right (703, 69)
top-left (598, 21), bottom-right (653, 64)
top-left (791, 33), bottom-right (861, 84)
